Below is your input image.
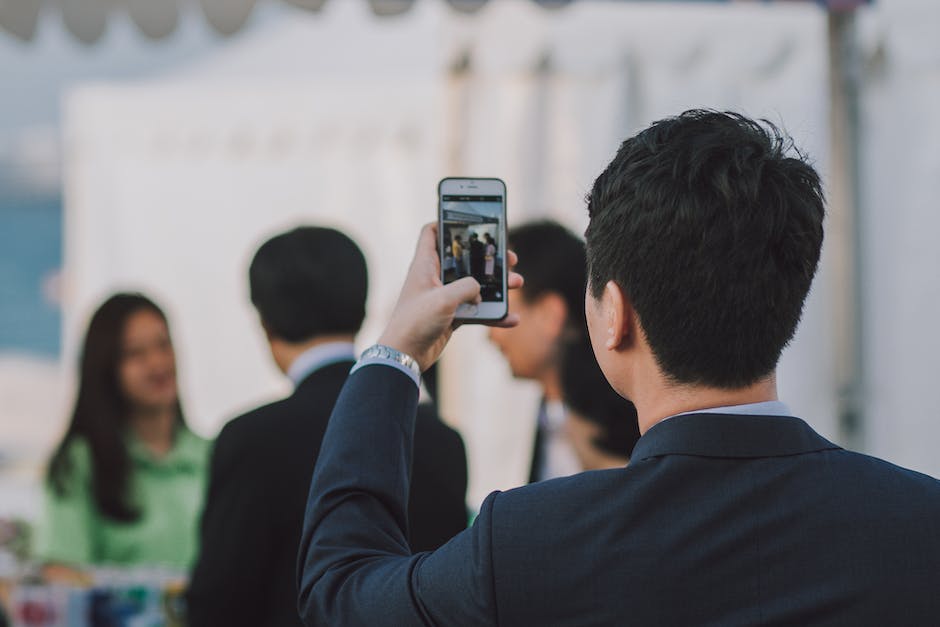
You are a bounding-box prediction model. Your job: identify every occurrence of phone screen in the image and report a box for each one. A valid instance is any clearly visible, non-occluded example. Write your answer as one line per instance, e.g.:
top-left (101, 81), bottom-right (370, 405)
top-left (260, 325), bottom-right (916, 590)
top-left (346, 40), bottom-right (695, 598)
top-left (441, 193), bottom-right (505, 303)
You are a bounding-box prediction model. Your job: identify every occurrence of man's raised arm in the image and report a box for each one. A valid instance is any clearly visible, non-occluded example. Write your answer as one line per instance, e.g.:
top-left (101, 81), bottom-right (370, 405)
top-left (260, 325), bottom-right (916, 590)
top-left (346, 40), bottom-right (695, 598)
top-left (296, 224), bottom-right (523, 626)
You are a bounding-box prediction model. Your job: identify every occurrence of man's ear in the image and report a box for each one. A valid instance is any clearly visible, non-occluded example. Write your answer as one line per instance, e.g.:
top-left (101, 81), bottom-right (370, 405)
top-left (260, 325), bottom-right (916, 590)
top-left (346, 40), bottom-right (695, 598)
top-left (602, 281), bottom-right (633, 351)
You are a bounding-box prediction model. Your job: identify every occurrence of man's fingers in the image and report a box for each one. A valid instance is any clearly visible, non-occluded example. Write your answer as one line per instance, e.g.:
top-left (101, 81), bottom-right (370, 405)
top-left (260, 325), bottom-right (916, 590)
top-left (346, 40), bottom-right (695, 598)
top-left (412, 223), bottom-right (440, 271)
top-left (505, 249), bottom-right (523, 290)
top-left (417, 222), bottom-right (439, 255)
top-left (407, 223), bottom-right (443, 287)
top-left (439, 276), bottom-right (481, 311)
top-left (407, 225), bottom-right (516, 322)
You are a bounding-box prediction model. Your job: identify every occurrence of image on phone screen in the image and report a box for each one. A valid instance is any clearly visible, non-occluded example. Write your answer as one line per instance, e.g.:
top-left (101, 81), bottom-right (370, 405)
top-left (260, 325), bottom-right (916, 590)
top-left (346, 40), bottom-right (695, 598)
top-left (441, 193), bottom-right (505, 303)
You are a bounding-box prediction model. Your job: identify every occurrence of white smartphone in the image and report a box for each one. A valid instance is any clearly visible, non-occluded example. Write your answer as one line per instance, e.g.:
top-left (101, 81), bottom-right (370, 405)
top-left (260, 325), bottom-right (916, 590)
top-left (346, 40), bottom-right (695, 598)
top-left (438, 177), bottom-right (508, 322)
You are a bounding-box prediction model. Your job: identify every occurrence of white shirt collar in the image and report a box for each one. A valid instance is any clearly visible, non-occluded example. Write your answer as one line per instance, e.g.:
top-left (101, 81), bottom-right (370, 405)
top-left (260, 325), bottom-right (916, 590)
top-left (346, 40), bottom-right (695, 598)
top-left (287, 341), bottom-right (356, 387)
top-left (666, 400), bottom-right (793, 422)
top-left (536, 399), bottom-right (583, 480)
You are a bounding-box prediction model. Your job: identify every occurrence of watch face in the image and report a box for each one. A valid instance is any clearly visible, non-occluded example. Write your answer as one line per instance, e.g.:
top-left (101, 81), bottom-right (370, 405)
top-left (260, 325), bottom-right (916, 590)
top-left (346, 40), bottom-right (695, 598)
top-left (362, 345), bottom-right (420, 378)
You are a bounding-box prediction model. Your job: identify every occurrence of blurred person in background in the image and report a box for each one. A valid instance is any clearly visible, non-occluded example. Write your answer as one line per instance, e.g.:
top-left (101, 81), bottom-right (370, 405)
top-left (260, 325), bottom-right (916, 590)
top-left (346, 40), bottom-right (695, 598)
top-left (484, 232), bottom-right (497, 283)
top-left (488, 220), bottom-right (586, 482)
top-left (451, 234), bottom-right (465, 277)
top-left (468, 232), bottom-right (485, 283)
top-left (560, 336), bottom-right (640, 470)
top-left (187, 226), bottom-right (467, 627)
top-left (37, 293), bottom-right (210, 580)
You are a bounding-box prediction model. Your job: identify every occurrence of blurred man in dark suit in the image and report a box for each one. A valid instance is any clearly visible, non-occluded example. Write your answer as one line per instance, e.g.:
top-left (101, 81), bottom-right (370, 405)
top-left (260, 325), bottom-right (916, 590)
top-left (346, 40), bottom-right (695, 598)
top-left (297, 111), bottom-right (940, 625)
top-left (187, 226), bottom-right (467, 627)
top-left (488, 221), bottom-right (587, 483)
top-left (468, 232), bottom-right (485, 283)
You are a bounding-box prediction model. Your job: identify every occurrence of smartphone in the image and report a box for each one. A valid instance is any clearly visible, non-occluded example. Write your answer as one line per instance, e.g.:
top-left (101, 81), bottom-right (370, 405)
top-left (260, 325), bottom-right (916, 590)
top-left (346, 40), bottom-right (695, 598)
top-left (438, 177), bottom-right (508, 322)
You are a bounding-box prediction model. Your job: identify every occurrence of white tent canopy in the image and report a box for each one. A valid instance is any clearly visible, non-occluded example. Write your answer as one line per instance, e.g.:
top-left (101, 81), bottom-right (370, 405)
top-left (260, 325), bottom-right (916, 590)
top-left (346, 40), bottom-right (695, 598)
top-left (0, 0), bottom-right (869, 44)
top-left (63, 0), bottom-right (845, 507)
top-left (0, 0), bottom-right (577, 43)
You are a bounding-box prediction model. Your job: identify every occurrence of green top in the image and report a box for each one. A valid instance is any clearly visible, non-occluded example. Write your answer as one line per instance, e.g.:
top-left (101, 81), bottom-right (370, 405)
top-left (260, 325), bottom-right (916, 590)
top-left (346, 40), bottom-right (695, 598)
top-left (35, 427), bottom-right (211, 571)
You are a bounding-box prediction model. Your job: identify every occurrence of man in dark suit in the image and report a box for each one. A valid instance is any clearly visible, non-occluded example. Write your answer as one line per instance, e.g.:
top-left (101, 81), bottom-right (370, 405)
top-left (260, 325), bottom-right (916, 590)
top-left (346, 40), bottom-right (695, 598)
top-left (468, 232), bottom-right (485, 283)
top-left (297, 112), bottom-right (940, 625)
top-left (186, 227), bottom-right (468, 627)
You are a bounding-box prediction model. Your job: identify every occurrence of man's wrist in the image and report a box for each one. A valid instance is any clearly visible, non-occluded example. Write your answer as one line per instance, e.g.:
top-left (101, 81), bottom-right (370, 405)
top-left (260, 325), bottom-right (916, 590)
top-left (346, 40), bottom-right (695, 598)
top-left (352, 344), bottom-right (421, 387)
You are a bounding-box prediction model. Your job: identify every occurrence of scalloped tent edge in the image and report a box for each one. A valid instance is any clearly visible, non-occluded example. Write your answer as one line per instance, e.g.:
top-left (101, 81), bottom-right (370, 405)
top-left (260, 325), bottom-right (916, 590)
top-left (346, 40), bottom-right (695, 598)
top-left (0, 0), bottom-right (869, 45)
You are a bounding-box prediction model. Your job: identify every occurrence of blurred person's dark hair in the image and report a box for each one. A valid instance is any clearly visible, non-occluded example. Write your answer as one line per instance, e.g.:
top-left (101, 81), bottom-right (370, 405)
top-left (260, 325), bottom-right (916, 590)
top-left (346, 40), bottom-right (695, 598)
top-left (47, 293), bottom-right (185, 522)
top-left (249, 226), bottom-right (368, 342)
top-left (508, 220), bottom-right (587, 332)
top-left (585, 110), bottom-right (825, 389)
top-left (561, 336), bottom-right (640, 460)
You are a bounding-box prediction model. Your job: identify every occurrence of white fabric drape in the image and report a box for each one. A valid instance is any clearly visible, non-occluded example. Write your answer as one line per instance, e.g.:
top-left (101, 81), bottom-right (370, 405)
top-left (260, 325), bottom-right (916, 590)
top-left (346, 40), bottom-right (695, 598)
top-left (61, 1), bottom-right (840, 508)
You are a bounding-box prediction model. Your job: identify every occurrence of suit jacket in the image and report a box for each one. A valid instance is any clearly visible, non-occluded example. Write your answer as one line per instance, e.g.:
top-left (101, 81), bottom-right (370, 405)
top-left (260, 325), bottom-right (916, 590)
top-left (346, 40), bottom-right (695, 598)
top-left (469, 239), bottom-right (485, 276)
top-left (187, 361), bottom-right (468, 627)
top-left (299, 365), bottom-right (940, 626)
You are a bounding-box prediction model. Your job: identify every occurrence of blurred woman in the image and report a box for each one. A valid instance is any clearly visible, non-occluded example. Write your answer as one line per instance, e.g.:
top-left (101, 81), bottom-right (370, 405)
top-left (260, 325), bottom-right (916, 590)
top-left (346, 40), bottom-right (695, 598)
top-left (560, 336), bottom-right (641, 471)
top-left (484, 233), bottom-right (497, 282)
top-left (37, 293), bottom-right (210, 578)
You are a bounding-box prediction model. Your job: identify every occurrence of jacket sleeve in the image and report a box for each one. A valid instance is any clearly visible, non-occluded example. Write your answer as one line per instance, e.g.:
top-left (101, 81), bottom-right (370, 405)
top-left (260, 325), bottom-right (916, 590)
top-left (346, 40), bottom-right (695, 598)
top-left (186, 422), bottom-right (274, 627)
top-left (297, 364), bottom-right (499, 626)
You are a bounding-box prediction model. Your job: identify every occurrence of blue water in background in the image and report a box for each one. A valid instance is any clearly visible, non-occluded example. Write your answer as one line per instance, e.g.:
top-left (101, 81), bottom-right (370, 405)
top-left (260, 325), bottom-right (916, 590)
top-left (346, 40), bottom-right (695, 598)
top-left (0, 190), bottom-right (61, 357)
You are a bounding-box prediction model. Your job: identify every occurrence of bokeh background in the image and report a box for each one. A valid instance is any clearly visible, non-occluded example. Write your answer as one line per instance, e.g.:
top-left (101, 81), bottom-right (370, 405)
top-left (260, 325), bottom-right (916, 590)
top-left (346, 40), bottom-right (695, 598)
top-left (1, 0), bottom-right (937, 519)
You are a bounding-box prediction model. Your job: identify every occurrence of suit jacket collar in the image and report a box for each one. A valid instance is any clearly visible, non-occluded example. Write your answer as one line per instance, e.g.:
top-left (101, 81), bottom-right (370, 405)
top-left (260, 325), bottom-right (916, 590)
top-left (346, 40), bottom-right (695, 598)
top-left (631, 413), bottom-right (841, 461)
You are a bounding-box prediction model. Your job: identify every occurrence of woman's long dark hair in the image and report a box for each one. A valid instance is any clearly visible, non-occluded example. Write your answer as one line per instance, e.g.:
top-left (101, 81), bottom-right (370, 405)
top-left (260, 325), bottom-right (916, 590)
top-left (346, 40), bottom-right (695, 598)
top-left (560, 334), bottom-right (641, 460)
top-left (47, 293), bottom-right (186, 523)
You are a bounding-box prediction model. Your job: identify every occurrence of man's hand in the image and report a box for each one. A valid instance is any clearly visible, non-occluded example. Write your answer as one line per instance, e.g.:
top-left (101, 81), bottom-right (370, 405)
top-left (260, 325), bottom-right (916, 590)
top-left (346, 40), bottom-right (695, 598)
top-left (378, 223), bottom-right (523, 371)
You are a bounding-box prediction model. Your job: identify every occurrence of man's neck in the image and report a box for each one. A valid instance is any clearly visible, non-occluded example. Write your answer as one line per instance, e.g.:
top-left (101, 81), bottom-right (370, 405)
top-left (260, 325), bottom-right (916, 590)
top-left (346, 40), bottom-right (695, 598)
top-left (540, 369), bottom-right (564, 403)
top-left (633, 373), bottom-right (778, 435)
top-left (274, 334), bottom-right (356, 377)
top-left (270, 334), bottom-right (356, 385)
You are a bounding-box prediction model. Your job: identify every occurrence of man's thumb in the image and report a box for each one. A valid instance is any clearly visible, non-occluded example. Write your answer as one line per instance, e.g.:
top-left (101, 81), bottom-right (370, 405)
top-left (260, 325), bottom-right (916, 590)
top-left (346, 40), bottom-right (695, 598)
top-left (439, 277), bottom-right (481, 311)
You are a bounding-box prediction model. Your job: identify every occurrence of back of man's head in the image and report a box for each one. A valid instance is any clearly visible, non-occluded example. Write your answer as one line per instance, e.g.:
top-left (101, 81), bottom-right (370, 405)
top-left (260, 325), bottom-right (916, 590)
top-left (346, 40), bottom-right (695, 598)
top-left (585, 110), bottom-right (825, 389)
top-left (508, 220), bottom-right (587, 331)
top-left (249, 226), bottom-right (368, 343)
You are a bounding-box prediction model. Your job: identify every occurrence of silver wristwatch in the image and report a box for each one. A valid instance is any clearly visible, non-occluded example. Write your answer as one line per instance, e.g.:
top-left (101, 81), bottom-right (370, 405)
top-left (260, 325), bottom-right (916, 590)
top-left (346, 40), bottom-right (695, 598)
top-left (358, 344), bottom-right (422, 379)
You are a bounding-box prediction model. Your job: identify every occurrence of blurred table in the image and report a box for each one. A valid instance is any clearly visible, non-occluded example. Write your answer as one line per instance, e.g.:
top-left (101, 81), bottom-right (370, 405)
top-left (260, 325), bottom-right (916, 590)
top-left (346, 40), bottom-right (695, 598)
top-left (1, 571), bottom-right (186, 627)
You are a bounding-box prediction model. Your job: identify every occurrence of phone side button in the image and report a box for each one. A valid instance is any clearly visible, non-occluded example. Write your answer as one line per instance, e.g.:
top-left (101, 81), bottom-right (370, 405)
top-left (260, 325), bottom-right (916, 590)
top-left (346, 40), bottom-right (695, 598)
top-left (456, 303), bottom-right (479, 317)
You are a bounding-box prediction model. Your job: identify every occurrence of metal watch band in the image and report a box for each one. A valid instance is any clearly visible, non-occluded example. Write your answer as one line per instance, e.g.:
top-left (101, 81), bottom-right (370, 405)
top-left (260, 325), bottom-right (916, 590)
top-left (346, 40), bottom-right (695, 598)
top-left (358, 344), bottom-right (421, 379)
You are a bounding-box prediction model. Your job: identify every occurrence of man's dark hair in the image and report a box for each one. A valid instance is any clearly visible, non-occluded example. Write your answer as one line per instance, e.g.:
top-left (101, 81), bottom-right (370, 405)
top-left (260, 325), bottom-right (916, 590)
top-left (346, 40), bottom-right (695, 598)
top-left (249, 226), bottom-right (368, 343)
top-left (585, 110), bottom-right (825, 389)
top-left (508, 220), bottom-right (587, 331)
